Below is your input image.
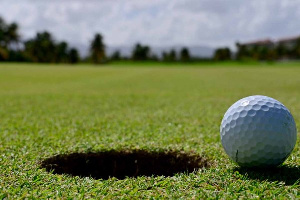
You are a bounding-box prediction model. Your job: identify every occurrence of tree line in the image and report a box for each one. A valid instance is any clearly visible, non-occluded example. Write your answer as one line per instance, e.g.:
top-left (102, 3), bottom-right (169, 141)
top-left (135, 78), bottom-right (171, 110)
top-left (214, 39), bottom-right (300, 61)
top-left (2, 16), bottom-right (299, 64)
top-left (0, 17), bottom-right (200, 64)
top-left (235, 40), bottom-right (300, 61)
top-left (0, 18), bottom-right (81, 63)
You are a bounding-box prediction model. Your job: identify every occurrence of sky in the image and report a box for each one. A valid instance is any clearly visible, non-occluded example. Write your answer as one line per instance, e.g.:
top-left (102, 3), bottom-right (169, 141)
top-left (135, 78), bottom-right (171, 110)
top-left (1, 0), bottom-right (300, 49)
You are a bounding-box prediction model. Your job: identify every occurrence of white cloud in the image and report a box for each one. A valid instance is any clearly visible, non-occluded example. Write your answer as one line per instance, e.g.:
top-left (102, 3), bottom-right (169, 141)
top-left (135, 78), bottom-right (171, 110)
top-left (1, 0), bottom-right (300, 49)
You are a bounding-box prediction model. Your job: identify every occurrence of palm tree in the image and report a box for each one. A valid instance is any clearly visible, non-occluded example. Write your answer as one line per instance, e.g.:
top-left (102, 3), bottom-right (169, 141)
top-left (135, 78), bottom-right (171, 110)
top-left (0, 17), bottom-right (20, 61)
top-left (6, 23), bottom-right (20, 48)
top-left (0, 18), bottom-right (20, 48)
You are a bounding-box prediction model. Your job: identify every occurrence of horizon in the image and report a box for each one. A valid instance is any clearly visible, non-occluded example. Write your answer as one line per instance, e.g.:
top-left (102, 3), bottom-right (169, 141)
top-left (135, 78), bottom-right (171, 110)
top-left (1, 0), bottom-right (300, 52)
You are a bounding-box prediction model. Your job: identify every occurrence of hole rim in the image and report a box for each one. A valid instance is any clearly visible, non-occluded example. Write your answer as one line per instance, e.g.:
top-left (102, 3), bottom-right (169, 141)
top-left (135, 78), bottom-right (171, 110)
top-left (40, 149), bottom-right (211, 180)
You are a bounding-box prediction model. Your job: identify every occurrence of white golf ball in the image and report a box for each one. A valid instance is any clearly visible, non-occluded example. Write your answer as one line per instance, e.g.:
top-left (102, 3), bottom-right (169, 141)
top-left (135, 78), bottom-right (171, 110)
top-left (220, 95), bottom-right (297, 167)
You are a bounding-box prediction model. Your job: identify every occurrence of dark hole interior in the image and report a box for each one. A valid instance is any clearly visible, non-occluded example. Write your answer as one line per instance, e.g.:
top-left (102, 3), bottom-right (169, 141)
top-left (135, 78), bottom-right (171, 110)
top-left (40, 150), bottom-right (210, 180)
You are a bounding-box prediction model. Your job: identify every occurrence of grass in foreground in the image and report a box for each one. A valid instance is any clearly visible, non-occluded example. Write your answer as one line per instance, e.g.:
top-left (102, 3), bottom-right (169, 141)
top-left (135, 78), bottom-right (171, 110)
top-left (0, 63), bottom-right (299, 199)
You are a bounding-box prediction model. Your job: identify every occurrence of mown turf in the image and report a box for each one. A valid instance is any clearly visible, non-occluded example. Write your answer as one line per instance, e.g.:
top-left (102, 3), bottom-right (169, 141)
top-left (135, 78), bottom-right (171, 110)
top-left (0, 63), bottom-right (299, 199)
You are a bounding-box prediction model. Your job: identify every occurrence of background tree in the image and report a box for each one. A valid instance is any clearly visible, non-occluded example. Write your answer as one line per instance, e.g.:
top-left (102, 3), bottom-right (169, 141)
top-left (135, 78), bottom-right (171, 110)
top-left (5, 22), bottom-right (19, 49)
top-left (24, 31), bottom-right (56, 62)
top-left (131, 43), bottom-right (151, 60)
top-left (180, 47), bottom-right (190, 62)
top-left (236, 42), bottom-right (276, 61)
top-left (55, 41), bottom-right (69, 63)
top-left (90, 33), bottom-right (106, 64)
top-left (110, 50), bottom-right (121, 61)
top-left (214, 47), bottom-right (231, 61)
top-left (0, 46), bottom-right (8, 61)
top-left (162, 51), bottom-right (168, 61)
top-left (236, 42), bottom-right (249, 60)
top-left (293, 38), bottom-right (300, 59)
top-left (257, 46), bottom-right (267, 60)
top-left (150, 54), bottom-right (159, 61)
top-left (68, 48), bottom-right (80, 64)
top-left (0, 17), bottom-right (5, 47)
top-left (0, 18), bottom-right (19, 47)
top-left (0, 17), bottom-right (20, 61)
top-left (169, 49), bottom-right (177, 61)
top-left (236, 43), bottom-right (256, 60)
top-left (276, 44), bottom-right (288, 59)
top-left (162, 49), bottom-right (177, 62)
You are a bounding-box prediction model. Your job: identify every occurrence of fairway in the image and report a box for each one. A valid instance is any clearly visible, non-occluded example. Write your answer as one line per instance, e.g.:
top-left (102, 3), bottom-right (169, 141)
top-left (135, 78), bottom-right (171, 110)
top-left (0, 63), bottom-right (299, 198)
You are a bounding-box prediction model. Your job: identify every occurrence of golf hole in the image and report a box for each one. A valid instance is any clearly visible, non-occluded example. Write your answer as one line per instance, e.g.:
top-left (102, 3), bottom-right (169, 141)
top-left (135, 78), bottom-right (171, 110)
top-left (40, 150), bottom-right (210, 180)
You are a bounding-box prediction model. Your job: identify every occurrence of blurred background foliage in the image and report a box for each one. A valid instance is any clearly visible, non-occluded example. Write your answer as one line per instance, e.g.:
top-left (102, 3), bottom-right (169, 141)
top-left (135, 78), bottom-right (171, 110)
top-left (1, 16), bottom-right (300, 65)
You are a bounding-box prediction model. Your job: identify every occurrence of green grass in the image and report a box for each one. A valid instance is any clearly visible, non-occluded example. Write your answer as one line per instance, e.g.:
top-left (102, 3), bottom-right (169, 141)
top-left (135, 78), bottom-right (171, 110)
top-left (107, 60), bottom-right (300, 67)
top-left (0, 63), bottom-right (299, 199)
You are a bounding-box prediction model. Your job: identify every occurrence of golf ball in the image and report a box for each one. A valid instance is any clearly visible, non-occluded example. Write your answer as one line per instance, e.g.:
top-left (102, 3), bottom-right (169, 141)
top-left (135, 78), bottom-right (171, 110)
top-left (220, 95), bottom-right (297, 167)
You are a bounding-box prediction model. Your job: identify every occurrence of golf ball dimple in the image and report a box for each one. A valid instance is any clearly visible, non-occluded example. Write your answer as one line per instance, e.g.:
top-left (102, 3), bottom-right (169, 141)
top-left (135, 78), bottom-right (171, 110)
top-left (220, 95), bottom-right (297, 167)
